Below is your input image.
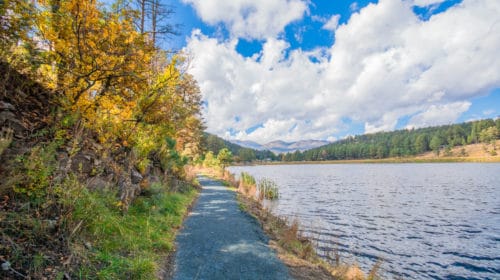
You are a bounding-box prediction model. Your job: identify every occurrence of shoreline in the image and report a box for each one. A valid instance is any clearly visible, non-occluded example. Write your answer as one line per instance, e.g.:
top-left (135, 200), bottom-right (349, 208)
top-left (195, 167), bottom-right (371, 279)
top-left (231, 156), bottom-right (500, 166)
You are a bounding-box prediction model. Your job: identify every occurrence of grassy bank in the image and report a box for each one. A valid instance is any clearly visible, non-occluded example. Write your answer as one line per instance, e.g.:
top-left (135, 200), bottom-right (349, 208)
top-left (196, 166), bottom-right (376, 280)
top-left (73, 181), bottom-right (198, 279)
top-left (1, 172), bottom-right (199, 279)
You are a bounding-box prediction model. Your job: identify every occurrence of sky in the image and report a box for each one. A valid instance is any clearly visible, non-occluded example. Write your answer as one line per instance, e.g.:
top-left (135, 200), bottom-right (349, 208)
top-left (166, 0), bottom-right (500, 144)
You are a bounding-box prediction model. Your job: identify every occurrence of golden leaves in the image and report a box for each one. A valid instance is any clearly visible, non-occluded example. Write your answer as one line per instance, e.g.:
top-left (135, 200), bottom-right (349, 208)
top-left (6, 0), bottom-right (204, 171)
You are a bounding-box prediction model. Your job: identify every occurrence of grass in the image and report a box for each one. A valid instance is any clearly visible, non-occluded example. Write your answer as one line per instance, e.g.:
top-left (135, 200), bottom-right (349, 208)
top-left (237, 194), bottom-right (373, 279)
top-left (1, 167), bottom-right (198, 279)
top-left (257, 178), bottom-right (279, 200)
top-left (240, 172), bottom-right (256, 185)
top-left (239, 172), bottom-right (257, 196)
top-left (70, 181), bottom-right (198, 279)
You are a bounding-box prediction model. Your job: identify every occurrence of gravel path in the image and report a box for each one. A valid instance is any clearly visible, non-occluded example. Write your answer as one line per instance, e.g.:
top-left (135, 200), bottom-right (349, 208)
top-left (172, 176), bottom-right (291, 280)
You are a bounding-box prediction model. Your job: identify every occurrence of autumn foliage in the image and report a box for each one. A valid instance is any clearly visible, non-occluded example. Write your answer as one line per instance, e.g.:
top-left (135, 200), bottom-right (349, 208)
top-left (2, 0), bottom-right (204, 174)
top-left (1, 1), bottom-right (204, 278)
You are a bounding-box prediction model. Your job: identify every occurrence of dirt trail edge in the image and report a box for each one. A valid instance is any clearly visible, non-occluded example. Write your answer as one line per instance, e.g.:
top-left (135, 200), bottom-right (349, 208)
top-left (171, 176), bottom-right (292, 280)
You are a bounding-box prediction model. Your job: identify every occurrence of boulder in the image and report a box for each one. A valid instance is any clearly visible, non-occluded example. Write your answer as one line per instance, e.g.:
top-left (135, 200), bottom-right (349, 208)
top-left (131, 168), bottom-right (143, 184)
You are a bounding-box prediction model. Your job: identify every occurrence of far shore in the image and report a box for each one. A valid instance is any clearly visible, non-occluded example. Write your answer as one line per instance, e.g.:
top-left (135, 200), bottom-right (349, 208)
top-left (232, 141), bottom-right (500, 165)
top-left (232, 156), bottom-right (500, 166)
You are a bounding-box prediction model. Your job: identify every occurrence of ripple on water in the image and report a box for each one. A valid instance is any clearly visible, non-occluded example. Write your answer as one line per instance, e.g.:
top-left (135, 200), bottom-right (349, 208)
top-left (228, 163), bottom-right (500, 279)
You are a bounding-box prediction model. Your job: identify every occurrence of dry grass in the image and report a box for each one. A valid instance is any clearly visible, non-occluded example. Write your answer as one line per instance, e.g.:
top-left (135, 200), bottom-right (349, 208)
top-left (198, 166), bottom-right (382, 279)
top-left (237, 194), bottom-right (369, 280)
top-left (238, 172), bottom-right (257, 197)
top-left (416, 140), bottom-right (500, 161)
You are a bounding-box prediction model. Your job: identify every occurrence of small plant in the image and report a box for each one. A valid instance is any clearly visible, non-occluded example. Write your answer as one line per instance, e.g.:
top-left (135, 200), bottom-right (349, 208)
top-left (12, 141), bottom-right (59, 197)
top-left (258, 178), bottom-right (279, 200)
top-left (240, 172), bottom-right (256, 185)
top-left (239, 172), bottom-right (256, 196)
top-left (0, 126), bottom-right (13, 156)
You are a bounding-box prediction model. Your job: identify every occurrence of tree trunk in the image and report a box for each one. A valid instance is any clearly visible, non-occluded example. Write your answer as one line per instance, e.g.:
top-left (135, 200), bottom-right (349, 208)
top-left (151, 0), bottom-right (157, 46)
top-left (140, 0), bottom-right (145, 33)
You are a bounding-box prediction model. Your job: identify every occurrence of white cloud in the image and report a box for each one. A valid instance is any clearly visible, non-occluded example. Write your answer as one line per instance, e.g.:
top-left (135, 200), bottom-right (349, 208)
top-left (185, 0), bottom-right (500, 143)
top-left (406, 102), bottom-right (471, 129)
top-left (349, 2), bottom-right (359, 12)
top-left (322, 14), bottom-right (341, 31)
top-left (412, 0), bottom-right (446, 7)
top-left (181, 0), bottom-right (308, 39)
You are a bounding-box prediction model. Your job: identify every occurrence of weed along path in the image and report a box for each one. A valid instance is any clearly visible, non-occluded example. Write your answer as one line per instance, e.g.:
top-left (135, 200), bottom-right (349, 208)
top-left (171, 176), bottom-right (291, 280)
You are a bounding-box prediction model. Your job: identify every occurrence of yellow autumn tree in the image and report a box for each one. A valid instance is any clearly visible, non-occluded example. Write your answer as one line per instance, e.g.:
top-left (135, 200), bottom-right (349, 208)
top-left (3, 0), bottom-right (204, 177)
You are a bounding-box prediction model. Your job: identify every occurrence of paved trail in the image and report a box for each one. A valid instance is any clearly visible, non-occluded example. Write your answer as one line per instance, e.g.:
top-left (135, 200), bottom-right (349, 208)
top-left (172, 176), bottom-right (291, 280)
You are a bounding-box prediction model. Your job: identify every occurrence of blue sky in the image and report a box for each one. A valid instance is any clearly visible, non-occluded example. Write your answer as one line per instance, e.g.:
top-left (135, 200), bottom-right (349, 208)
top-left (166, 0), bottom-right (499, 143)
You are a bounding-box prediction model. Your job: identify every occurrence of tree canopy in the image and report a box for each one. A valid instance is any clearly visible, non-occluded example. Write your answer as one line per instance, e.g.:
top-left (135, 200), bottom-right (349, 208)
top-left (282, 119), bottom-right (500, 162)
top-left (1, 0), bottom-right (204, 176)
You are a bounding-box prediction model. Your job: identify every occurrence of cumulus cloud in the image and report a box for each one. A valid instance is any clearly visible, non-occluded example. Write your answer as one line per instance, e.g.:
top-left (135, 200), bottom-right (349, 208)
top-left (406, 102), bottom-right (471, 129)
top-left (322, 15), bottom-right (341, 31)
top-left (181, 0), bottom-right (308, 39)
top-left (185, 0), bottom-right (500, 143)
top-left (350, 2), bottom-right (360, 12)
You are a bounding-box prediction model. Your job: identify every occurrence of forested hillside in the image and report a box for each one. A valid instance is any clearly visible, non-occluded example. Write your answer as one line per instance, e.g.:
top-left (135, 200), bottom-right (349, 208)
top-left (203, 133), bottom-right (278, 162)
top-left (1, 1), bottom-right (203, 278)
top-left (282, 119), bottom-right (500, 161)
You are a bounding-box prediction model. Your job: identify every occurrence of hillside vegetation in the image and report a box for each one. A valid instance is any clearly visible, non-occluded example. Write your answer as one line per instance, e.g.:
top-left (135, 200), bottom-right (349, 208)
top-left (281, 119), bottom-right (500, 162)
top-left (204, 133), bottom-right (278, 162)
top-left (1, 1), bottom-right (203, 278)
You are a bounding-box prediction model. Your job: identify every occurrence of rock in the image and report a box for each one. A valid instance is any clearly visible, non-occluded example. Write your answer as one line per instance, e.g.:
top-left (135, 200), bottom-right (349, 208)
top-left (70, 153), bottom-right (93, 175)
top-left (86, 177), bottom-right (112, 190)
top-left (1, 261), bottom-right (11, 271)
top-left (118, 170), bottom-right (140, 211)
top-left (148, 175), bottom-right (161, 184)
top-left (0, 111), bottom-right (16, 123)
top-left (130, 168), bottom-right (143, 184)
top-left (0, 101), bottom-right (15, 111)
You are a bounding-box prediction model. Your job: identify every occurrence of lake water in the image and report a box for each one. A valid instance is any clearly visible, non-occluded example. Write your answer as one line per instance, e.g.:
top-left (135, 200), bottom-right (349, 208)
top-left (228, 163), bottom-right (500, 279)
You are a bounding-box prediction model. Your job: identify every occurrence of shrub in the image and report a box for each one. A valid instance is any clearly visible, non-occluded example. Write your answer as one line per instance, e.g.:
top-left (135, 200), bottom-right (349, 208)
top-left (258, 178), bottom-right (279, 200)
top-left (240, 172), bottom-right (256, 185)
top-left (238, 172), bottom-right (256, 196)
top-left (11, 141), bottom-right (59, 197)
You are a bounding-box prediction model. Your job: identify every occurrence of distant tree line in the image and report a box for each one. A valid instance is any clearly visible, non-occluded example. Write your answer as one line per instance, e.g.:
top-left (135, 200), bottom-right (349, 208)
top-left (202, 119), bottom-right (499, 163)
top-left (203, 133), bottom-right (278, 162)
top-left (282, 118), bottom-right (500, 162)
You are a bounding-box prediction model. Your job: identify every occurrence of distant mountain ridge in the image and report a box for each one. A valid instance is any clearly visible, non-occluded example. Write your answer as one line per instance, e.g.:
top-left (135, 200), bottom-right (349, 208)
top-left (232, 139), bottom-right (330, 154)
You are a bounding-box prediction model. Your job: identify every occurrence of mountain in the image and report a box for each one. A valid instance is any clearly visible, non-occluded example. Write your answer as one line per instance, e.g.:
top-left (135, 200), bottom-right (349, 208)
top-left (232, 140), bottom-right (264, 150)
top-left (230, 139), bottom-right (330, 154)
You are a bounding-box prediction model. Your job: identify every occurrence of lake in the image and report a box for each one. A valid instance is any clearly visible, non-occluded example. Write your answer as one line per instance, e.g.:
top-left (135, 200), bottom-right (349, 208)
top-left (228, 163), bottom-right (500, 279)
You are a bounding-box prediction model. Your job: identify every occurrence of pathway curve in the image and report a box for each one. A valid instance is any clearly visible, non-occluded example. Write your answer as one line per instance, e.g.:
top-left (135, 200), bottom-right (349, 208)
top-left (172, 176), bottom-right (291, 280)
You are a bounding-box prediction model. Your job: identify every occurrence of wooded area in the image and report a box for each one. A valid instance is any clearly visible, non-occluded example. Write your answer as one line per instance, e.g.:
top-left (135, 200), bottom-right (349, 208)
top-left (282, 119), bottom-right (500, 161)
top-left (204, 119), bottom-right (500, 163)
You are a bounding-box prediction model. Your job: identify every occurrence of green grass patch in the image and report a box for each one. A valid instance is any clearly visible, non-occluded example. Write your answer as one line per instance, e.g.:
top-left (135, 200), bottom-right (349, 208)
top-left (240, 172), bottom-right (256, 185)
top-left (71, 182), bottom-right (197, 279)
